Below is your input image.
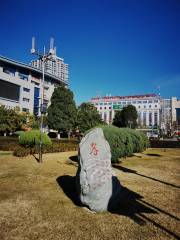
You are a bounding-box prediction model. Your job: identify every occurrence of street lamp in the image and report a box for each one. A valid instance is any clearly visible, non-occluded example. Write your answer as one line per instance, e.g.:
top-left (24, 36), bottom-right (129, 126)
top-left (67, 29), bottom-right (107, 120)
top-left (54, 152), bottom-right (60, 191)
top-left (31, 37), bottom-right (54, 163)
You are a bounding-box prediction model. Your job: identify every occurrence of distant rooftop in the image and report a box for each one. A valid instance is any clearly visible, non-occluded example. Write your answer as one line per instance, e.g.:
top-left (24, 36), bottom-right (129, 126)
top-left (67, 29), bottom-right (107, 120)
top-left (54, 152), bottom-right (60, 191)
top-left (91, 94), bottom-right (159, 101)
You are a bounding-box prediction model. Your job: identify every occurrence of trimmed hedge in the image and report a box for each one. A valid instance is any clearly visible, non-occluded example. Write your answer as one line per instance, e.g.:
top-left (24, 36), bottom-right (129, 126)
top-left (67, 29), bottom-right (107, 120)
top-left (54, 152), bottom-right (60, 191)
top-left (99, 125), bottom-right (149, 163)
top-left (19, 130), bottom-right (52, 147)
top-left (13, 146), bottom-right (30, 157)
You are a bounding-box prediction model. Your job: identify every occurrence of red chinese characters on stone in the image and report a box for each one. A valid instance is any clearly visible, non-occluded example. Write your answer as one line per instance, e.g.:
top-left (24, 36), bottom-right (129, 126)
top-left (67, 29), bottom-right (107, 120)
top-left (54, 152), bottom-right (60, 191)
top-left (90, 142), bottom-right (99, 156)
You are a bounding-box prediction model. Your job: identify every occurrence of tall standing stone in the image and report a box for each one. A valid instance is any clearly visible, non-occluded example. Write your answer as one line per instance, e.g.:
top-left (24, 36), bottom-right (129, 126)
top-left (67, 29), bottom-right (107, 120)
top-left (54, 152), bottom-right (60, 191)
top-left (76, 128), bottom-right (121, 212)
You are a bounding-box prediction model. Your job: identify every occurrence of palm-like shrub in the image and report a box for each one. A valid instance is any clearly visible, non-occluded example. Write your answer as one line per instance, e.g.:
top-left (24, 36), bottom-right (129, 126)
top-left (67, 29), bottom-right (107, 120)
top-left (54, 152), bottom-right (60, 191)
top-left (19, 130), bottom-right (52, 147)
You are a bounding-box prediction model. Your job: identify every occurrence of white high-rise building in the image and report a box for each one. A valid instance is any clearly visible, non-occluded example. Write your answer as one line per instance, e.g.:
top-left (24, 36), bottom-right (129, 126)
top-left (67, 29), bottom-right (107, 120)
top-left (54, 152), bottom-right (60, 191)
top-left (31, 39), bottom-right (68, 83)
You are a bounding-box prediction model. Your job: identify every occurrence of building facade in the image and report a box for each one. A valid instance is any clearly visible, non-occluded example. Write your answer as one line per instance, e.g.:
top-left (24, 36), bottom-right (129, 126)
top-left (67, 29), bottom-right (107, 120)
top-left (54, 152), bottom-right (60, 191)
top-left (91, 94), bottom-right (161, 128)
top-left (0, 55), bottom-right (68, 115)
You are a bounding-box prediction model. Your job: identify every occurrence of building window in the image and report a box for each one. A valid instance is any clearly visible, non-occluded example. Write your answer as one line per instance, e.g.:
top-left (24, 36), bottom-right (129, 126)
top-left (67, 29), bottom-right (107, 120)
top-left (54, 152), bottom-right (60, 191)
top-left (143, 101), bottom-right (147, 103)
top-left (149, 112), bottom-right (152, 126)
top-left (138, 101), bottom-right (141, 104)
top-left (22, 108), bottom-right (29, 112)
top-left (19, 73), bottom-right (28, 81)
top-left (23, 98), bottom-right (30, 102)
top-left (104, 112), bottom-right (107, 123)
top-left (154, 100), bottom-right (158, 103)
top-left (109, 106), bottom-right (111, 109)
top-left (100, 107), bottom-right (102, 110)
top-left (149, 105), bottom-right (151, 108)
top-left (104, 107), bottom-right (106, 110)
top-left (31, 81), bottom-right (40, 86)
top-left (23, 87), bottom-right (30, 92)
top-left (155, 105), bottom-right (157, 108)
top-left (132, 101), bottom-right (136, 104)
top-left (109, 111), bottom-right (112, 123)
top-left (144, 105), bottom-right (146, 108)
top-left (34, 87), bottom-right (40, 115)
top-left (148, 100), bottom-right (152, 103)
top-left (143, 112), bottom-right (146, 126)
top-left (3, 67), bottom-right (16, 76)
top-left (138, 112), bottom-right (141, 125)
top-left (138, 105), bottom-right (141, 108)
top-left (154, 112), bottom-right (158, 126)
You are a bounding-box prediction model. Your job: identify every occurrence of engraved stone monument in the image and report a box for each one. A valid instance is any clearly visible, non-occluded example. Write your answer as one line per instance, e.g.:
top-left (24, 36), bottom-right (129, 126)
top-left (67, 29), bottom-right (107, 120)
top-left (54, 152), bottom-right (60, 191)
top-left (76, 127), bottom-right (121, 212)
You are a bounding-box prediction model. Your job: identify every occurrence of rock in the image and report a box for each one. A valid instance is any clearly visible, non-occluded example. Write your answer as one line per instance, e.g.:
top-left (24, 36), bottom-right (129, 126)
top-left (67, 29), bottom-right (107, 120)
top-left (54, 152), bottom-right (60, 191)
top-left (76, 128), bottom-right (121, 212)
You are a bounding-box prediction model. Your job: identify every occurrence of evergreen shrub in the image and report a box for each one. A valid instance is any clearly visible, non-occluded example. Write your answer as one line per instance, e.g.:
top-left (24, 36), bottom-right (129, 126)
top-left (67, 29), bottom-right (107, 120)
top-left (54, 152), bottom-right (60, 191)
top-left (99, 125), bottom-right (149, 163)
top-left (19, 130), bottom-right (52, 147)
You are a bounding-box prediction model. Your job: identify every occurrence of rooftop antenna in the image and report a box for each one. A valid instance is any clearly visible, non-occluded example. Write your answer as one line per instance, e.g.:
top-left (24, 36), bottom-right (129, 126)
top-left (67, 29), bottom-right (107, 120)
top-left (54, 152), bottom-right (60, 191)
top-left (54, 46), bottom-right (57, 56)
top-left (49, 37), bottom-right (54, 54)
top-left (31, 37), bottom-right (36, 54)
top-left (157, 85), bottom-right (161, 96)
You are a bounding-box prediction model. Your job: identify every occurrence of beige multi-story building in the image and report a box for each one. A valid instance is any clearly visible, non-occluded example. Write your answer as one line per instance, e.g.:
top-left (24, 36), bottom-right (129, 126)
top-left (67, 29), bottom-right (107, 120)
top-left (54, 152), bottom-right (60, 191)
top-left (0, 55), bottom-right (68, 115)
top-left (91, 94), bottom-right (161, 127)
top-left (91, 94), bottom-right (180, 132)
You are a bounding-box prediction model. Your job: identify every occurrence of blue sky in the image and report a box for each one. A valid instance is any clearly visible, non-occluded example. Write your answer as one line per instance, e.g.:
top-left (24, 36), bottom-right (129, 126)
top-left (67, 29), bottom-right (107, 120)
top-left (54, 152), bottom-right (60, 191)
top-left (0, 0), bottom-right (180, 105)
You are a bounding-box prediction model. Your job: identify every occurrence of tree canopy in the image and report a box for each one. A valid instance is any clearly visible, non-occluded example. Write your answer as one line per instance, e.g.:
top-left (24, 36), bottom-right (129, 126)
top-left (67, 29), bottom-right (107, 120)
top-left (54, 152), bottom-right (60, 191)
top-left (113, 105), bottom-right (138, 129)
top-left (77, 102), bottom-right (104, 133)
top-left (47, 86), bottom-right (77, 132)
top-left (0, 106), bottom-right (24, 133)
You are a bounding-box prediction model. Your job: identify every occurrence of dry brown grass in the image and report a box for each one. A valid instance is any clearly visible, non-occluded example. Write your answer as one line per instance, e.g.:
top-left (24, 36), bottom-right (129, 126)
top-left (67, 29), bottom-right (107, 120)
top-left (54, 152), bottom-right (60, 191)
top-left (0, 148), bottom-right (179, 240)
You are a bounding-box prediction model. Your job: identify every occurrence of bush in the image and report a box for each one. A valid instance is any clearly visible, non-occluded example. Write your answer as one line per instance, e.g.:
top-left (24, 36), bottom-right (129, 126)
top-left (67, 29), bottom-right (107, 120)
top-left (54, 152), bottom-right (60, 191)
top-left (14, 131), bottom-right (25, 137)
top-left (0, 137), bottom-right (19, 151)
top-left (97, 125), bottom-right (149, 163)
top-left (13, 146), bottom-right (30, 157)
top-left (19, 130), bottom-right (52, 147)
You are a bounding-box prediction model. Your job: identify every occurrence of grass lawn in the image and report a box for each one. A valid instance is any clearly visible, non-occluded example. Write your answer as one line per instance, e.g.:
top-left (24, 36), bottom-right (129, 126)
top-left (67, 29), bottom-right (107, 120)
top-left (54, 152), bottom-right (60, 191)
top-left (0, 148), bottom-right (179, 240)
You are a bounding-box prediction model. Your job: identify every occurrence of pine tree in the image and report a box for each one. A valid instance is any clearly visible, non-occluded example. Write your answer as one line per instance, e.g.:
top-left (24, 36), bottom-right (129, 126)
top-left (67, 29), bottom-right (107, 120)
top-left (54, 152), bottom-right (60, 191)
top-left (47, 87), bottom-right (77, 135)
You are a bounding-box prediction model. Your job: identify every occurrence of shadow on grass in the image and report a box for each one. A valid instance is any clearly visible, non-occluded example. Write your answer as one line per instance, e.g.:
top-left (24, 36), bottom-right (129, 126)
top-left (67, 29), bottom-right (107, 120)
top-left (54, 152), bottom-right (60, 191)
top-left (69, 155), bottom-right (78, 162)
top-left (56, 175), bottom-right (82, 207)
top-left (56, 175), bottom-right (156, 225)
top-left (32, 154), bottom-right (40, 163)
top-left (112, 165), bottom-right (180, 189)
top-left (57, 175), bottom-right (180, 239)
top-left (145, 153), bottom-right (162, 157)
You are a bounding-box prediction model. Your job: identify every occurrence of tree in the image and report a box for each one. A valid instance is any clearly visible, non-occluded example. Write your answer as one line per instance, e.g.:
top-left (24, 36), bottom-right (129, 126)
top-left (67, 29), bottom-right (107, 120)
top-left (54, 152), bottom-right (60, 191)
top-left (112, 111), bottom-right (123, 128)
top-left (77, 102), bottom-right (104, 133)
top-left (47, 86), bottom-right (77, 135)
top-left (0, 105), bottom-right (23, 134)
top-left (113, 105), bottom-right (138, 128)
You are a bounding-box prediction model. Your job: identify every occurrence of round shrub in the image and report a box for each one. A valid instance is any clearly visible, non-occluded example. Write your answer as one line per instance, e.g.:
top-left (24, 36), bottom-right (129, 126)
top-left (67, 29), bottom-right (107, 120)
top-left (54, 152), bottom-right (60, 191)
top-left (13, 146), bottom-right (30, 157)
top-left (19, 130), bottom-right (52, 147)
top-left (100, 126), bottom-right (133, 162)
